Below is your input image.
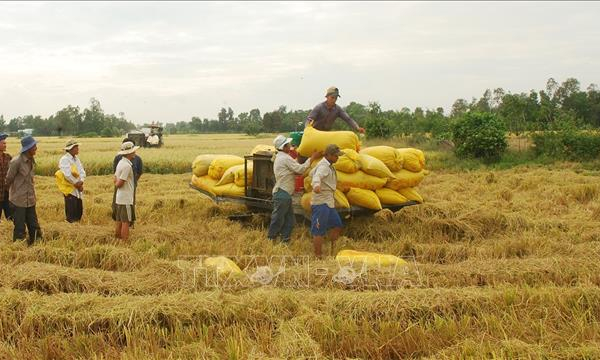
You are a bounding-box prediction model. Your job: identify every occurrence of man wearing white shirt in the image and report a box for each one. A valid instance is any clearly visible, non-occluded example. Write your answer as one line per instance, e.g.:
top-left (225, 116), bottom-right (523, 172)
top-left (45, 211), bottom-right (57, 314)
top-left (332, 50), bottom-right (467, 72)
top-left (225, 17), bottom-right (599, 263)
top-left (59, 139), bottom-right (86, 222)
top-left (113, 141), bottom-right (139, 241)
top-left (267, 135), bottom-right (320, 243)
top-left (310, 144), bottom-right (344, 258)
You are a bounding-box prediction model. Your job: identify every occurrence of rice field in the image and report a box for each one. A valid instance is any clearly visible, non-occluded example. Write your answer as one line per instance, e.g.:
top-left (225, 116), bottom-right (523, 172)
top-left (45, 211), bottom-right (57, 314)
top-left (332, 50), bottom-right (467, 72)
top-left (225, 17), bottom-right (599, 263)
top-left (1, 134), bottom-right (600, 359)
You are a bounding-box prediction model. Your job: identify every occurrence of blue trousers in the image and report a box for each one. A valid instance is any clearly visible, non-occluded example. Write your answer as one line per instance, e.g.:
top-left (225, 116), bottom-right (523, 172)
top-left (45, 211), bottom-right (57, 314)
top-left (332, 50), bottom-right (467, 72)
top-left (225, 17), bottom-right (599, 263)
top-left (268, 189), bottom-right (295, 242)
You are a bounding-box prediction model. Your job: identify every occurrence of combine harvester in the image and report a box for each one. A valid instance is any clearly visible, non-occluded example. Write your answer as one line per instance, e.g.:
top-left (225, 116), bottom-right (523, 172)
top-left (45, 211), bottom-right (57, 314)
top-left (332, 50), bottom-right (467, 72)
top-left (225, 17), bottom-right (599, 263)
top-left (189, 127), bottom-right (426, 221)
top-left (190, 150), bottom-right (419, 220)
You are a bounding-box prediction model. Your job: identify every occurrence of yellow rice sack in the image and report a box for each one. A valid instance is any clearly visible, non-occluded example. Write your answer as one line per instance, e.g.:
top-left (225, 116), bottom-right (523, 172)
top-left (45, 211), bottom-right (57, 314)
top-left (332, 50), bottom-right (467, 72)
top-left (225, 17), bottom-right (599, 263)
top-left (360, 146), bottom-right (403, 172)
top-left (301, 192), bottom-right (312, 213)
top-left (337, 171), bottom-right (387, 192)
top-left (397, 187), bottom-right (424, 203)
top-left (204, 256), bottom-right (243, 276)
top-left (55, 165), bottom-right (80, 196)
top-left (334, 189), bottom-right (351, 209)
top-left (296, 125), bottom-right (360, 157)
top-left (376, 188), bottom-right (409, 205)
top-left (251, 144), bottom-right (276, 154)
top-left (191, 175), bottom-right (219, 196)
top-left (303, 157), bottom-right (320, 177)
top-left (301, 190), bottom-right (350, 214)
top-left (385, 169), bottom-right (426, 190)
top-left (234, 163), bottom-right (253, 187)
top-left (207, 155), bottom-right (244, 180)
top-left (305, 170), bottom-right (386, 192)
top-left (397, 148), bottom-right (425, 172)
top-left (358, 153), bottom-right (395, 179)
top-left (346, 188), bottom-right (382, 210)
top-left (212, 183), bottom-right (245, 197)
top-left (336, 250), bottom-right (408, 267)
top-left (192, 154), bottom-right (220, 177)
top-left (334, 149), bottom-right (361, 174)
top-left (216, 163), bottom-right (253, 187)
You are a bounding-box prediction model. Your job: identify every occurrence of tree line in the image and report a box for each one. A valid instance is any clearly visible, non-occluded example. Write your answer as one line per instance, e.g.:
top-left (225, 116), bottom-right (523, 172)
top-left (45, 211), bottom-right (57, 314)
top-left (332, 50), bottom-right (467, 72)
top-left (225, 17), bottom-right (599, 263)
top-left (1, 77), bottom-right (598, 139)
top-left (165, 77), bottom-right (600, 139)
top-left (0, 98), bottom-right (136, 137)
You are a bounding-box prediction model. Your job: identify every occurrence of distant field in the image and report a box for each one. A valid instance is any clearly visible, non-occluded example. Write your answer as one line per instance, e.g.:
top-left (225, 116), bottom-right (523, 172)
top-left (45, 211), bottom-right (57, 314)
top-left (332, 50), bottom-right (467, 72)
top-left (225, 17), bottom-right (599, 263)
top-left (1, 133), bottom-right (600, 358)
top-left (3, 134), bottom-right (282, 176)
top-left (2, 133), bottom-right (464, 176)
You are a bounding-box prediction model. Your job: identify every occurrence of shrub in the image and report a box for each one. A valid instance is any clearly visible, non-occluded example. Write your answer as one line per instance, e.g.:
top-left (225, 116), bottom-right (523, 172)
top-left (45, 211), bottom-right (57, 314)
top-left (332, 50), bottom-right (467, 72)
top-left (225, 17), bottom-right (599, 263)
top-left (365, 117), bottom-right (394, 139)
top-left (243, 122), bottom-right (262, 136)
top-left (452, 112), bottom-right (507, 162)
top-left (532, 131), bottom-right (600, 161)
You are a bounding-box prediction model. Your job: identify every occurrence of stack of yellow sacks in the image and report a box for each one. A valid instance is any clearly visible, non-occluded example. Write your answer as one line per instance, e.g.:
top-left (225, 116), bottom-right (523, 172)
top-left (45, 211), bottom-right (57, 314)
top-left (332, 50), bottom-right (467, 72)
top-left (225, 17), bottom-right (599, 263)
top-left (302, 145), bottom-right (426, 212)
top-left (190, 144), bottom-right (276, 197)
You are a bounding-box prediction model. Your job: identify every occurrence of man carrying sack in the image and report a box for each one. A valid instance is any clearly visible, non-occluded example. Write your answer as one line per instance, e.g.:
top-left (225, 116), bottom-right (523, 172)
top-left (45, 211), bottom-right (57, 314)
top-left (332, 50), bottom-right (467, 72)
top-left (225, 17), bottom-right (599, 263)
top-left (56, 139), bottom-right (86, 222)
top-left (310, 144), bottom-right (345, 258)
top-left (268, 135), bottom-right (321, 243)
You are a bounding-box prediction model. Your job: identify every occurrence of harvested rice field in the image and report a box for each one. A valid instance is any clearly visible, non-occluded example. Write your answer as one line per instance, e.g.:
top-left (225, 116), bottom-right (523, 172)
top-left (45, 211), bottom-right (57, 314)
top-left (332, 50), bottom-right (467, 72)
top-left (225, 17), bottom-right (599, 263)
top-left (1, 135), bottom-right (600, 359)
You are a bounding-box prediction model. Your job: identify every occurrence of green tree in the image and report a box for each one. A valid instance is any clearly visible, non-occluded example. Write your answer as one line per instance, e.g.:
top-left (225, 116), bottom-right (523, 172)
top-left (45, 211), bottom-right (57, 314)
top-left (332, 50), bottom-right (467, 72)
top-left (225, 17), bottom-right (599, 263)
top-left (452, 112), bottom-right (508, 162)
top-left (82, 98), bottom-right (105, 135)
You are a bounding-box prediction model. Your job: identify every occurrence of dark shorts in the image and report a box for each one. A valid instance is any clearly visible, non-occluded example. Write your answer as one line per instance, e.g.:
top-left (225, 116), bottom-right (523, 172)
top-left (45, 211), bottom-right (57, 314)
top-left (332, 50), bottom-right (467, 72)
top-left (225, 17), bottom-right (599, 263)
top-left (310, 204), bottom-right (343, 236)
top-left (113, 204), bottom-right (133, 223)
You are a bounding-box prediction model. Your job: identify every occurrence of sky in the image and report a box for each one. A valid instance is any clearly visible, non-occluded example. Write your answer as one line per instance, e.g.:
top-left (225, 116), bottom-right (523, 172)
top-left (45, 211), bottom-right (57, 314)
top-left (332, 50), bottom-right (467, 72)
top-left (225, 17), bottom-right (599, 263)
top-left (0, 1), bottom-right (599, 125)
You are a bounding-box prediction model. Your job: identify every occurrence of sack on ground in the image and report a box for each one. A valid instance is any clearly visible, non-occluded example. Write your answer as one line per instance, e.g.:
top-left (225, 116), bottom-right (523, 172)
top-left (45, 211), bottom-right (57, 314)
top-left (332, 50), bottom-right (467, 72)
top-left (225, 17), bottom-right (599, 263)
top-left (191, 175), bottom-right (219, 196)
top-left (397, 148), bottom-right (425, 172)
top-left (192, 154), bottom-right (220, 177)
top-left (55, 164), bottom-right (80, 196)
top-left (207, 155), bottom-right (244, 180)
top-left (360, 146), bottom-right (403, 172)
top-left (296, 125), bottom-right (360, 157)
top-left (397, 187), bottom-right (424, 203)
top-left (386, 169), bottom-right (426, 190)
top-left (337, 170), bottom-right (387, 192)
top-left (204, 256), bottom-right (243, 276)
top-left (334, 149), bottom-right (361, 174)
top-left (336, 250), bottom-right (408, 267)
top-left (346, 188), bottom-right (382, 210)
top-left (358, 153), bottom-right (395, 179)
top-left (376, 188), bottom-right (409, 205)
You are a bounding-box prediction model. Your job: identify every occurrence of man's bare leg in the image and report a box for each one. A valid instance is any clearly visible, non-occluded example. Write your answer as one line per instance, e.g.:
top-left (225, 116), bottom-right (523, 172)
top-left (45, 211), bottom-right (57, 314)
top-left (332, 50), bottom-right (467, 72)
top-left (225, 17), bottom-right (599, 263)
top-left (115, 222), bottom-right (122, 239)
top-left (329, 227), bottom-right (342, 256)
top-left (313, 235), bottom-right (324, 258)
top-left (121, 222), bottom-right (130, 241)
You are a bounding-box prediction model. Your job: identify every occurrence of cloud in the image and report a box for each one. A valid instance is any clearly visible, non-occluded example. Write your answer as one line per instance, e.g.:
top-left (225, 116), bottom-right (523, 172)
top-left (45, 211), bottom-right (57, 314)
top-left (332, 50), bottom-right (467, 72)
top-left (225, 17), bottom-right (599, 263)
top-left (0, 2), bottom-right (599, 123)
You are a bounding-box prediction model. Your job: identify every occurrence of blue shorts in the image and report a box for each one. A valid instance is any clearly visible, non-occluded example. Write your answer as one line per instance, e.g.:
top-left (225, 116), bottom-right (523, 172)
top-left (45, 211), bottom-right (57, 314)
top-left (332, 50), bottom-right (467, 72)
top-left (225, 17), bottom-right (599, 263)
top-left (311, 204), bottom-right (343, 236)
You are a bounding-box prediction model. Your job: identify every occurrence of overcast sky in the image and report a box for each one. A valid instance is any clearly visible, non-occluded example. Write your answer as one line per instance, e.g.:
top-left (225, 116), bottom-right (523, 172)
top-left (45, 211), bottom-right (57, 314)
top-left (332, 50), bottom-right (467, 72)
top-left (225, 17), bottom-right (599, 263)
top-left (0, 1), bottom-right (599, 124)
